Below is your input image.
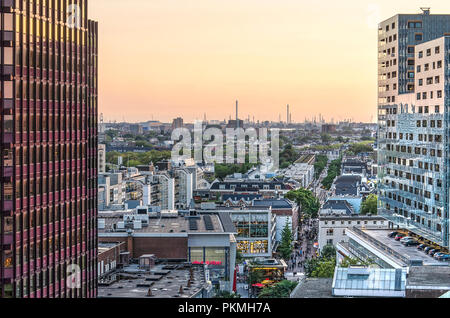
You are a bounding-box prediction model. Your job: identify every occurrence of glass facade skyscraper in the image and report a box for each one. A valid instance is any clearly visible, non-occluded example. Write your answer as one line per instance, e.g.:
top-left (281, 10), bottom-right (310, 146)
top-left (377, 9), bottom-right (450, 249)
top-left (0, 0), bottom-right (98, 298)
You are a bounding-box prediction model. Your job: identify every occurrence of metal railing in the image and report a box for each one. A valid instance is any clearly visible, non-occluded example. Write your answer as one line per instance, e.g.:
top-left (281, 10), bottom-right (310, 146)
top-left (351, 227), bottom-right (410, 266)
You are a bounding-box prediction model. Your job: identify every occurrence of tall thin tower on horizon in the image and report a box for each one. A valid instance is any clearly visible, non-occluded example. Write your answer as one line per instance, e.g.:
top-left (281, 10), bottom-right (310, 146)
top-left (236, 100), bottom-right (239, 129)
top-left (287, 105), bottom-right (290, 124)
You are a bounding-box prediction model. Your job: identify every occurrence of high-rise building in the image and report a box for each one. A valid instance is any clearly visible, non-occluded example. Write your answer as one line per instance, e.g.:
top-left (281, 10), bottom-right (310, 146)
top-left (0, 1), bottom-right (98, 298)
top-left (377, 8), bottom-right (450, 249)
top-left (171, 117), bottom-right (183, 130)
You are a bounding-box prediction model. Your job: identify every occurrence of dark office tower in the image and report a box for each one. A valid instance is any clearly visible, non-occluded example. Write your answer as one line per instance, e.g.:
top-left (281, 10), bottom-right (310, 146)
top-left (0, 0), bottom-right (98, 298)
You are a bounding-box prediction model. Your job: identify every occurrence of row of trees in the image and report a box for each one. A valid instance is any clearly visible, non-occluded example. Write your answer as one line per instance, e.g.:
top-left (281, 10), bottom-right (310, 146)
top-left (321, 158), bottom-right (342, 190)
top-left (280, 144), bottom-right (300, 169)
top-left (305, 245), bottom-right (374, 278)
top-left (214, 162), bottom-right (259, 180)
top-left (347, 142), bottom-right (374, 155)
top-left (285, 189), bottom-right (320, 219)
top-left (314, 155), bottom-right (328, 179)
top-left (106, 150), bottom-right (171, 167)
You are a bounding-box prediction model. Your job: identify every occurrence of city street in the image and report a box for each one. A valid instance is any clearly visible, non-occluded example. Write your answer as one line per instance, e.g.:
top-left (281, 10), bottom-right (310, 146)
top-left (286, 218), bottom-right (319, 275)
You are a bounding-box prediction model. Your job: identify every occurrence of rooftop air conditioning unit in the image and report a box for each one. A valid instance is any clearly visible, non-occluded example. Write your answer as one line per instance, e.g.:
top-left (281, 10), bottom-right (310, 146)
top-left (133, 220), bottom-right (142, 230)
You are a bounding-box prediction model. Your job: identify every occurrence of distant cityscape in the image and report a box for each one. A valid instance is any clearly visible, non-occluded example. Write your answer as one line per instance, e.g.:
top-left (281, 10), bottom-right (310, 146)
top-left (1, 2), bottom-right (450, 301)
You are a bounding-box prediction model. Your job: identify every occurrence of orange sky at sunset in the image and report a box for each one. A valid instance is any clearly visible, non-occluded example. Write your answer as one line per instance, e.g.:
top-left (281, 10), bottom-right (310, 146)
top-left (89, 0), bottom-right (450, 124)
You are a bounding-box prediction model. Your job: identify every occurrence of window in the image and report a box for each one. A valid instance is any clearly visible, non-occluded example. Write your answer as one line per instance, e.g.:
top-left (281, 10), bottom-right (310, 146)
top-left (415, 33), bottom-right (423, 41)
top-left (435, 46), bottom-right (440, 54)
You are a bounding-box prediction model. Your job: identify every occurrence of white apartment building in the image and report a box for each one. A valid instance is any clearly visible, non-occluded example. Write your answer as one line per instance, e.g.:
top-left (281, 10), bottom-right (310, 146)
top-left (318, 215), bottom-right (388, 251)
top-left (98, 144), bottom-right (106, 173)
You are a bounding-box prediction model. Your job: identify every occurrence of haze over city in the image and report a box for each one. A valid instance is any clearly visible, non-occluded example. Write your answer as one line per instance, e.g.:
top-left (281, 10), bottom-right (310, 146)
top-left (89, 0), bottom-right (449, 123)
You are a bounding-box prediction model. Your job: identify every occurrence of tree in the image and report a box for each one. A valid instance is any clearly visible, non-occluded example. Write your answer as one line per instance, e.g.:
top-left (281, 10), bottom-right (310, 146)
top-left (304, 258), bottom-right (320, 277)
top-left (340, 257), bottom-right (373, 268)
top-left (286, 189), bottom-right (320, 219)
top-left (347, 142), bottom-right (373, 155)
top-left (258, 280), bottom-right (298, 298)
top-left (236, 250), bottom-right (243, 264)
top-left (310, 259), bottom-right (336, 278)
top-left (361, 194), bottom-right (378, 215)
top-left (314, 155), bottom-right (328, 179)
top-left (249, 270), bottom-right (265, 285)
top-left (321, 133), bottom-right (332, 144)
top-left (305, 245), bottom-right (337, 278)
top-left (279, 221), bottom-right (293, 260)
top-left (322, 157), bottom-right (342, 190)
top-left (320, 245), bottom-right (336, 260)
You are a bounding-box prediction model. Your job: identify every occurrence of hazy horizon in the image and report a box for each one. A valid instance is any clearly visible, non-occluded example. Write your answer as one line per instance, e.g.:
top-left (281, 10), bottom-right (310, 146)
top-left (90, 0), bottom-right (450, 124)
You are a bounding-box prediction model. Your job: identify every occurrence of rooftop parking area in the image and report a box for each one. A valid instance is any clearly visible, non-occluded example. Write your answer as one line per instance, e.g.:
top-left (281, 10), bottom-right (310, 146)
top-left (362, 229), bottom-right (443, 266)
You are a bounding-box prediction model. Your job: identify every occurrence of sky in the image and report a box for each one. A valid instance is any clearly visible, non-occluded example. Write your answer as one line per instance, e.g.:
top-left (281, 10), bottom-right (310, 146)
top-left (89, 0), bottom-right (450, 124)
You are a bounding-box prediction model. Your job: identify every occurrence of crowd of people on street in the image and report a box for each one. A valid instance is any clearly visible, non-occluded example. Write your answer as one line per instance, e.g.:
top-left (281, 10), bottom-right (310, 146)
top-left (287, 218), bottom-right (319, 275)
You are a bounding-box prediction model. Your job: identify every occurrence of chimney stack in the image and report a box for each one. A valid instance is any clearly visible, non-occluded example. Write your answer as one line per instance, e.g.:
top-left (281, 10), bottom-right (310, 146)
top-left (236, 100), bottom-right (239, 129)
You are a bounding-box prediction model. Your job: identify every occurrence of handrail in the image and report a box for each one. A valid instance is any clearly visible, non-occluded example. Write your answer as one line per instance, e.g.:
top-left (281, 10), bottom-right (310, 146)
top-left (351, 227), bottom-right (410, 265)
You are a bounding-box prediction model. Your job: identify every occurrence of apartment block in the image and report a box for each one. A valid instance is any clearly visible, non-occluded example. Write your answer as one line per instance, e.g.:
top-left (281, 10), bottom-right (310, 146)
top-left (377, 9), bottom-right (450, 249)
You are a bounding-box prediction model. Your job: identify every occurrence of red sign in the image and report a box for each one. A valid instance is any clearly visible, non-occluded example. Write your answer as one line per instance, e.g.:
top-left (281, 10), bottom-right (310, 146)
top-left (192, 261), bottom-right (223, 266)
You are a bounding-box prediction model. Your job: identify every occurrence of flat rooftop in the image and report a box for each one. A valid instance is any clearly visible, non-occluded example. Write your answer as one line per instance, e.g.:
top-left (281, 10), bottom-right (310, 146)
top-left (407, 266), bottom-right (450, 288)
top-left (362, 229), bottom-right (443, 266)
top-left (98, 213), bottom-right (225, 234)
top-left (290, 278), bottom-right (334, 298)
top-left (98, 242), bottom-right (122, 254)
top-left (98, 263), bottom-right (207, 298)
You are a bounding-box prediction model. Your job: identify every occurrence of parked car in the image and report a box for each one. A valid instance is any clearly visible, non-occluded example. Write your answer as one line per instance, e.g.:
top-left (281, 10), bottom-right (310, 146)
top-left (437, 254), bottom-right (450, 261)
top-left (417, 244), bottom-right (427, 250)
top-left (429, 249), bottom-right (441, 256)
top-left (403, 240), bottom-right (419, 247)
top-left (388, 231), bottom-right (399, 238)
top-left (394, 234), bottom-right (404, 241)
top-left (400, 236), bottom-right (413, 242)
top-left (424, 246), bottom-right (433, 253)
top-left (433, 252), bottom-right (445, 259)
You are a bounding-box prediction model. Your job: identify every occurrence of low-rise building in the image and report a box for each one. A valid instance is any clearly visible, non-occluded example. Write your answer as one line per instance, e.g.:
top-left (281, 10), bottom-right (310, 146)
top-left (319, 215), bottom-right (388, 251)
top-left (98, 208), bottom-right (237, 291)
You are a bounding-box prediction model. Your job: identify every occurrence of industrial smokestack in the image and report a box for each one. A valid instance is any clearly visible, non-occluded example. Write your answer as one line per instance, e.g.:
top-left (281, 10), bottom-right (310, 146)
top-left (236, 100), bottom-right (239, 129)
top-left (287, 105), bottom-right (290, 124)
